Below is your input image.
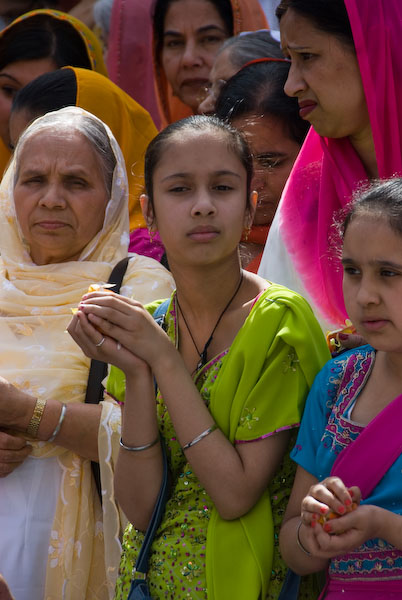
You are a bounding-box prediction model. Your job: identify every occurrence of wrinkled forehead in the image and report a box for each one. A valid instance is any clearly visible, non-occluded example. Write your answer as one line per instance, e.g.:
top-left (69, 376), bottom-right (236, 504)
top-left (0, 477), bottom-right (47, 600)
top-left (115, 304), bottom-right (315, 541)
top-left (14, 125), bottom-right (97, 179)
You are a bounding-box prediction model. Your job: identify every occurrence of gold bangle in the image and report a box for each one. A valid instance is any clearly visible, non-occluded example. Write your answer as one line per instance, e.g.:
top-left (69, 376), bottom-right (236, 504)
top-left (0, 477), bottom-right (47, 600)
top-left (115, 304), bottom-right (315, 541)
top-left (26, 397), bottom-right (47, 438)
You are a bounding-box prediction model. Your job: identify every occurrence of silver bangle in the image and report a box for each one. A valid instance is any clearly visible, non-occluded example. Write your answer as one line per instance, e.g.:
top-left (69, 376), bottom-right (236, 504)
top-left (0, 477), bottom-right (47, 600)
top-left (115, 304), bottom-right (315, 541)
top-left (182, 423), bottom-right (218, 451)
top-left (47, 403), bottom-right (67, 443)
top-left (296, 520), bottom-right (312, 556)
top-left (119, 436), bottom-right (159, 452)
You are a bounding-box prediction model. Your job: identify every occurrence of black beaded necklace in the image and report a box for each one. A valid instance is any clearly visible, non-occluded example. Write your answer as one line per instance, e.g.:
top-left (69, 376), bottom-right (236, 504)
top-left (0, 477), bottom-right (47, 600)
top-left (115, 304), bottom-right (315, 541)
top-left (176, 270), bottom-right (244, 373)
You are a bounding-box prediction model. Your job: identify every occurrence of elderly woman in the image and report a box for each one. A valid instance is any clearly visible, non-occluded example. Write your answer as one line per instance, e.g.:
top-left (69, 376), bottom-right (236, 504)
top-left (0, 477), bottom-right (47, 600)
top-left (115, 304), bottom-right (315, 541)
top-left (0, 106), bottom-right (174, 600)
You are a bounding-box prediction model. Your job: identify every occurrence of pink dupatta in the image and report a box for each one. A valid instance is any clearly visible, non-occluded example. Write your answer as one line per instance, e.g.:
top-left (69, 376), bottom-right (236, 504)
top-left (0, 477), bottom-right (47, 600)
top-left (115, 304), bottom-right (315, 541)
top-left (318, 392), bottom-right (402, 599)
top-left (259, 0), bottom-right (402, 328)
top-left (107, 0), bottom-right (162, 129)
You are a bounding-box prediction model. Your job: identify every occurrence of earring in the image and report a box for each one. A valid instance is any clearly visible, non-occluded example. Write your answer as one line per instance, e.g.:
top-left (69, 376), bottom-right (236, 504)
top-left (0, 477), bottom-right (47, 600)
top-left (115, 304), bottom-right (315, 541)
top-left (243, 226), bottom-right (251, 241)
top-left (148, 229), bottom-right (156, 243)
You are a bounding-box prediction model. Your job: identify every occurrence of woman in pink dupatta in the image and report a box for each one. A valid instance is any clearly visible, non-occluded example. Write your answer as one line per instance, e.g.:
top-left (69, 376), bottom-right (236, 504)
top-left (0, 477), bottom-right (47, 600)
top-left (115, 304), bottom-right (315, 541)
top-left (258, 0), bottom-right (402, 332)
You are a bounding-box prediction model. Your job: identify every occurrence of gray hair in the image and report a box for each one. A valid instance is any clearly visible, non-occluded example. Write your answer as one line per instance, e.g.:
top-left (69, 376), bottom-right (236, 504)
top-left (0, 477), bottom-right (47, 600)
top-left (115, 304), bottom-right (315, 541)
top-left (14, 108), bottom-right (116, 196)
top-left (217, 30), bottom-right (284, 70)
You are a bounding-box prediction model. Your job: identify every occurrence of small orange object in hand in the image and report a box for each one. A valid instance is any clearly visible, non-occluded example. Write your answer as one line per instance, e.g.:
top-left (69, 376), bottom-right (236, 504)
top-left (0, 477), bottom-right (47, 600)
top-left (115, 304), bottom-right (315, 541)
top-left (317, 502), bottom-right (358, 533)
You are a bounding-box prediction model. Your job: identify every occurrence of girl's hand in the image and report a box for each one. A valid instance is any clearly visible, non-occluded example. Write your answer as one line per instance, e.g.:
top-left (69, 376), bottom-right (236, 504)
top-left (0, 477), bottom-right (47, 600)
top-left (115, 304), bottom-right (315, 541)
top-left (68, 307), bottom-right (150, 376)
top-left (305, 504), bottom-right (380, 558)
top-left (72, 291), bottom-right (172, 368)
top-left (301, 476), bottom-right (360, 527)
top-left (0, 430), bottom-right (32, 477)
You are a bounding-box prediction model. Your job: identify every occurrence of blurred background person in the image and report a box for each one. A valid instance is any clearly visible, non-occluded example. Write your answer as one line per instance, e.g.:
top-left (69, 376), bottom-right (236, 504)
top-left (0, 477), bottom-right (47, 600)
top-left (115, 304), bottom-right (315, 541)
top-left (0, 8), bottom-right (106, 176)
top-left (198, 30), bottom-right (283, 115)
top-left (216, 58), bottom-right (309, 272)
top-left (152, 0), bottom-right (268, 127)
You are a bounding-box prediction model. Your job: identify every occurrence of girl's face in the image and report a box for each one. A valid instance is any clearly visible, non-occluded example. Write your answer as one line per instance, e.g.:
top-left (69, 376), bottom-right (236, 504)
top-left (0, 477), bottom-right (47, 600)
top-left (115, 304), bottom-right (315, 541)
top-left (0, 57), bottom-right (56, 147)
top-left (143, 129), bottom-right (255, 269)
top-left (232, 113), bottom-right (301, 227)
top-left (161, 0), bottom-right (230, 112)
top-left (342, 214), bottom-right (402, 353)
top-left (280, 9), bottom-right (370, 142)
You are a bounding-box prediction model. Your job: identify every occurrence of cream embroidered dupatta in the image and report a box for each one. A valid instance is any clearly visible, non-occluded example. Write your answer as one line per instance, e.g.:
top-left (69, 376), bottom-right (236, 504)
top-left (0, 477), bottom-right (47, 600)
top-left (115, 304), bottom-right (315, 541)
top-left (0, 107), bottom-right (174, 599)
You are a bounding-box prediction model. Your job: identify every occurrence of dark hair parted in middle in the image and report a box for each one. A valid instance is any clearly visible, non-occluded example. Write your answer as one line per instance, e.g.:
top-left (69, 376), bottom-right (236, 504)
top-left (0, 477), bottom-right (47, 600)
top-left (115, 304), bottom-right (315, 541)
top-left (0, 13), bottom-right (92, 71)
top-left (275, 0), bottom-right (354, 48)
top-left (215, 59), bottom-right (309, 145)
top-left (152, 0), bottom-right (234, 60)
top-left (144, 114), bottom-right (253, 205)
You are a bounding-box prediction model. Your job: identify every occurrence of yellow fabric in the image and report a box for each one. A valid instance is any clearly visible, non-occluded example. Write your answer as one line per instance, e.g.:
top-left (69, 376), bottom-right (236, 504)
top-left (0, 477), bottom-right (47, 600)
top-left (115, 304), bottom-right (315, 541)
top-left (0, 107), bottom-right (174, 599)
top-left (71, 66), bottom-right (158, 230)
top-left (0, 8), bottom-right (107, 179)
top-left (153, 0), bottom-right (269, 127)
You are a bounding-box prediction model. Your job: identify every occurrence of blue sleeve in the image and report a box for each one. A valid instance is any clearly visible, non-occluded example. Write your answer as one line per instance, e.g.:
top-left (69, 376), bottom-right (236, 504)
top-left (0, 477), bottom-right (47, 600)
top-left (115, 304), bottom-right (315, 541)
top-left (290, 358), bottom-right (341, 478)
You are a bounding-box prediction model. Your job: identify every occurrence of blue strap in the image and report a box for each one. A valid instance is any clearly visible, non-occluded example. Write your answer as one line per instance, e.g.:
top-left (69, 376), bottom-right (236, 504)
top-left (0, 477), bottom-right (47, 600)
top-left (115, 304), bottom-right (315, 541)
top-left (152, 298), bottom-right (170, 328)
top-left (131, 297), bottom-right (171, 577)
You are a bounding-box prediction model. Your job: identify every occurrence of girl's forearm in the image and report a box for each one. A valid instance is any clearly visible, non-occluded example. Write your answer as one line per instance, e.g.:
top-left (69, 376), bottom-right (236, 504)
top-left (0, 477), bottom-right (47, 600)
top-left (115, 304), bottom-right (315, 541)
top-left (279, 517), bottom-right (330, 575)
top-left (114, 370), bottom-right (163, 530)
top-left (151, 348), bottom-right (286, 519)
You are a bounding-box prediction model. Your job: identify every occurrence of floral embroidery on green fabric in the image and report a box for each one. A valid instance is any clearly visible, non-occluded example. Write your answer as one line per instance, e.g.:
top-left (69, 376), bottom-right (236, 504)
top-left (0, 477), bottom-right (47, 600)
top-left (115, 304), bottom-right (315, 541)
top-left (282, 351), bottom-right (300, 373)
top-left (239, 407), bottom-right (260, 430)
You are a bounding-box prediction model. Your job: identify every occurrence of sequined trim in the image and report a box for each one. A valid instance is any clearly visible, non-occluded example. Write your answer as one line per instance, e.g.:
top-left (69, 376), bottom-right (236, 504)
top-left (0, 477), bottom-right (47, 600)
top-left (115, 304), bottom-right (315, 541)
top-left (235, 422), bottom-right (300, 444)
top-left (321, 350), bottom-right (374, 456)
top-left (330, 540), bottom-right (402, 581)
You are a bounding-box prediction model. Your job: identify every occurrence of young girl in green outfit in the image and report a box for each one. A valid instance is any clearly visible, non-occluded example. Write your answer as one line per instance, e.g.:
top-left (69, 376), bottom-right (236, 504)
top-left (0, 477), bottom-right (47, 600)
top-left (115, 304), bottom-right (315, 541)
top-left (69, 115), bottom-right (329, 599)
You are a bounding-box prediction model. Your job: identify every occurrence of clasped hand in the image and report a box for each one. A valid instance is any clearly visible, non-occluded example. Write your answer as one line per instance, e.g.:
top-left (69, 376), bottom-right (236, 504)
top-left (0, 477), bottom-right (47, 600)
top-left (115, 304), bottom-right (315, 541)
top-left (299, 476), bottom-right (380, 558)
top-left (67, 291), bottom-right (170, 374)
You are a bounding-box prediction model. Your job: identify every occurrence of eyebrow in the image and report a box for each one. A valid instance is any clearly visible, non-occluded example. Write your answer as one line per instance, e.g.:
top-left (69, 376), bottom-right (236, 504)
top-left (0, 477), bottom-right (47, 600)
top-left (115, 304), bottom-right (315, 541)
top-left (164, 24), bottom-right (227, 37)
top-left (161, 170), bottom-right (241, 182)
top-left (255, 152), bottom-right (287, 158)
top-left (0, 73), bottom-right (20, 83)
top-left (284, 44), bottom-right (312, 51)
top-left (342, 257), bottom-right (402, 269)
top-left (19, 167), bottom-right (89, 177)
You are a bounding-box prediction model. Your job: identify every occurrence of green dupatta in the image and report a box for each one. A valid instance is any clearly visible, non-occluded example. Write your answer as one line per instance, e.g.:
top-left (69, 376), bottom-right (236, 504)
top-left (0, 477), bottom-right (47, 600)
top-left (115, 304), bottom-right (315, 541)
top-left (107, 283), bottom-right (329, 598)
top-left (205, 284), bottom-right (329, 599)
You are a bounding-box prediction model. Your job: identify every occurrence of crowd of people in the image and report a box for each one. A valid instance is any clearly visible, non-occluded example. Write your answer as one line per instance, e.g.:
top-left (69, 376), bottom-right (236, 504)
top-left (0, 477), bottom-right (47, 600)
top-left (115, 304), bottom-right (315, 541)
top-left (0, 1), bottom-right (401, 599)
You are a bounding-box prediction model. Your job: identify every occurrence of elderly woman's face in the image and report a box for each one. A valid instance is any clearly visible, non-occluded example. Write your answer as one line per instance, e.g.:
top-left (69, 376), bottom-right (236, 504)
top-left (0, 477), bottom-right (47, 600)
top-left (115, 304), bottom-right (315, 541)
top-left (14, 129), bottom-right (109, 265)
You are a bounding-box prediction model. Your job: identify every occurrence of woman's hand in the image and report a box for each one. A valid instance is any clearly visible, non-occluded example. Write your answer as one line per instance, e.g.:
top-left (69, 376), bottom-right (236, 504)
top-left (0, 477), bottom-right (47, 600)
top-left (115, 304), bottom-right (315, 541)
top-left (0, 377), bottom-right (34, 431)
top-left (68, 291), bottom-right (172, 371)
top-left (0, 430), bottom-right (32, 477)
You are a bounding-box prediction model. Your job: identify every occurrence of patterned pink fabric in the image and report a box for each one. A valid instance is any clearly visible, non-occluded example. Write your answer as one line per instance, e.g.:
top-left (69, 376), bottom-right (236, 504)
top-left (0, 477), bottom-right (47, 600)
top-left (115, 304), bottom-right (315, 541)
top-left (262, 0), bottom-right (402, 327)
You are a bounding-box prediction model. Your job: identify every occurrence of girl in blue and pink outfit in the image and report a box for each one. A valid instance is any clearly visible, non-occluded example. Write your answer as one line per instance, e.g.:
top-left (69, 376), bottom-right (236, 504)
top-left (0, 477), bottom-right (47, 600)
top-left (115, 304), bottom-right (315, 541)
top-left (280, 178), bottom-right (402, 599)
